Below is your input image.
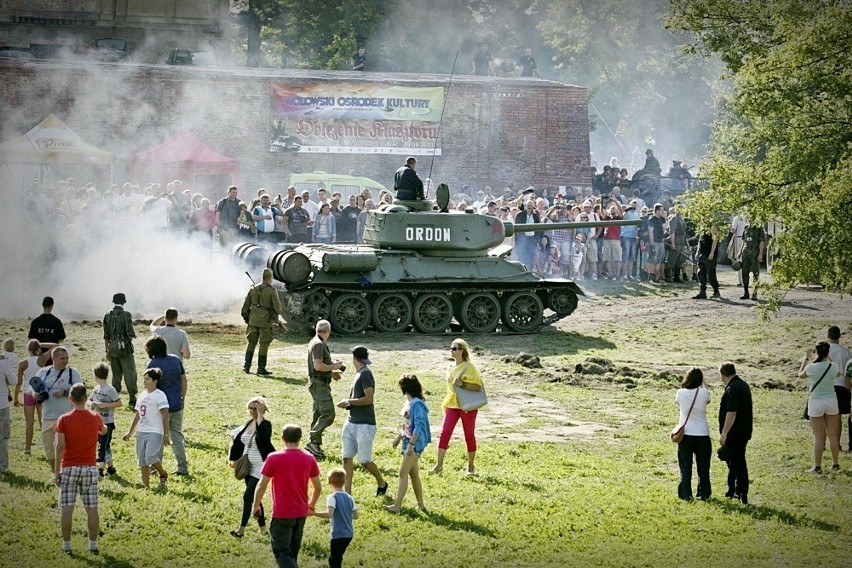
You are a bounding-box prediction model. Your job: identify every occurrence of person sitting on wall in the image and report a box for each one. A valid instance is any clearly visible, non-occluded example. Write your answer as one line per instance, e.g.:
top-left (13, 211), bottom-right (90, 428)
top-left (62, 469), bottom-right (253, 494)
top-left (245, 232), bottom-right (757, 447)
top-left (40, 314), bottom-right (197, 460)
top-left (394, 157), bottom-right (424, 201)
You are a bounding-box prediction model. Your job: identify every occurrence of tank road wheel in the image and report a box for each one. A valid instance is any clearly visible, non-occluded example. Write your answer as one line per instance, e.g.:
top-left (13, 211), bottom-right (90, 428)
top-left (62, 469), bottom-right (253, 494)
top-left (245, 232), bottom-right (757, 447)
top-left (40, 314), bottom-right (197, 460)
top-left (459, 293), bottom-right (501, 333)
top-left (371, 293), bottom-right (413, 333)
top-left (413, 293), bottom-right (453, 334)
top-left (300, 291), bottom-right (331, 327)
top-left (547, 288), bottom-right (579, 315)
top-left (330, 294), bottom-right (371, 335)
top-left (501, 291), bottom-right (544, 333)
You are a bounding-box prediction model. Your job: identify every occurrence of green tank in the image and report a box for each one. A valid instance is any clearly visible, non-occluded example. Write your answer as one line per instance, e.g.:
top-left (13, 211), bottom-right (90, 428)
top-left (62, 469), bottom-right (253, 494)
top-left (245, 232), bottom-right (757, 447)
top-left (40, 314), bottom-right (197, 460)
top-left (234, 186), bottom-right (640, 335)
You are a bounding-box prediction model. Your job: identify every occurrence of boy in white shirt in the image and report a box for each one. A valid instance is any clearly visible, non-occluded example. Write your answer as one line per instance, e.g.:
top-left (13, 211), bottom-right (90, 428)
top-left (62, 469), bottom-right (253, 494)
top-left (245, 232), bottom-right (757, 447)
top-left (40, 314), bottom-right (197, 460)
top-left (122, 368), bottom-right (171, 488)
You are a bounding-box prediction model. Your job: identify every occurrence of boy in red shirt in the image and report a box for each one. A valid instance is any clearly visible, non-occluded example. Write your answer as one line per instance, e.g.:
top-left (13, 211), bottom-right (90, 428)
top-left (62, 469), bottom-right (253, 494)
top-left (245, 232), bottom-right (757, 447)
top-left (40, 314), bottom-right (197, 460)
top-left (252, 424), bottom-right (321, 568)
top-left (55, 383), bottom-right (107, 554)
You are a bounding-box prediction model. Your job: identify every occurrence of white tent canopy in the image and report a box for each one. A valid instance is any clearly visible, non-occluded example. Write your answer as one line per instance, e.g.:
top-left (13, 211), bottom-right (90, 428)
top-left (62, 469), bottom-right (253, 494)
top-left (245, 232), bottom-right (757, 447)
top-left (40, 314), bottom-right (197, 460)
top-left (0, 113), bottom-right (113, 164)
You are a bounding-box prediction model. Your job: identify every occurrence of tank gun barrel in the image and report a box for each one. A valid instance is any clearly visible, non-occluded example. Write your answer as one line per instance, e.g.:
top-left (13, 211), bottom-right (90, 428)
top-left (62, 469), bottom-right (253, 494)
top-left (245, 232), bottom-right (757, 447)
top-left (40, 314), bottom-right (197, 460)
top-left (503, 219), bottom-right (642, 237)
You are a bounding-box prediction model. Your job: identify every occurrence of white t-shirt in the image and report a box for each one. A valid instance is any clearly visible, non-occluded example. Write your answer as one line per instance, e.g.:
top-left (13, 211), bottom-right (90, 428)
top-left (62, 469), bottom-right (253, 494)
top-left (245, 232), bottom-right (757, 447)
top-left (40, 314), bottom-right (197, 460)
top-left (301, 200), bottom-right (318, 220)
top-left (135, 389), bottom-right (170, 434)
top-left (828, 343), bottom-right (851, 387)
top-left (675, 387), bottom-right (711, 436)
top-left (0, 357), bottom-right (16, 411)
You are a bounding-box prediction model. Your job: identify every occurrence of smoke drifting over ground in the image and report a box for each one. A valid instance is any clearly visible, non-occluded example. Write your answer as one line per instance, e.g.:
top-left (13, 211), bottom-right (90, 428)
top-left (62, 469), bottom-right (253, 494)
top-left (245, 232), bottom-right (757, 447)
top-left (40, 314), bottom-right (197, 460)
top-left (0, 211), bottom-right (246, 320)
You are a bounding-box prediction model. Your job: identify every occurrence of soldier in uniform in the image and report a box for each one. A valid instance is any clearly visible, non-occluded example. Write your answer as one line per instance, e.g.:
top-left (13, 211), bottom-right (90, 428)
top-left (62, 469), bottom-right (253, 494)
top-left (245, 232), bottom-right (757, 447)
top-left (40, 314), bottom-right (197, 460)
top-left (240, 268), bottom-right (285, 375)
top-left (665, 206), bottom-right (688, 283)
top-left (104, 293), bottom-right (138, 406)
top-left (739, 223), bottom-right (767, 300)
top-left (692, 225), bottom-right (721, 299)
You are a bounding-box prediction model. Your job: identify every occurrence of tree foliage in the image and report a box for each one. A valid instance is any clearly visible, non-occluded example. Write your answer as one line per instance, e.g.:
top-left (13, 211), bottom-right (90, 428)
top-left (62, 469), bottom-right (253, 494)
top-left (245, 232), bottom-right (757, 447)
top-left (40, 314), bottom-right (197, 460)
top-left (538, 0), bottom-right (718, 163)
top-left (670, 0), bottom-right (852, 293)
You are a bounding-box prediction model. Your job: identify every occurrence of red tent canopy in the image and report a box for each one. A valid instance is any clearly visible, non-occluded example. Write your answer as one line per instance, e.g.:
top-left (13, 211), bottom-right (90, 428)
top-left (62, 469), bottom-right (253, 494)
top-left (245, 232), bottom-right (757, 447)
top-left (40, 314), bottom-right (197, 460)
top-left (128, 129), bottom-right (241, 195)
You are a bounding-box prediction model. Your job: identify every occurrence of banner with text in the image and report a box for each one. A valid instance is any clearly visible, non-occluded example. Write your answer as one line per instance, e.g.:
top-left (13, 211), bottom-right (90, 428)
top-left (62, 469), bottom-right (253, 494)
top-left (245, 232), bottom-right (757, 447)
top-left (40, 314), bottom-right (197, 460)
top-left (270, 83), bottom-right (444, 155)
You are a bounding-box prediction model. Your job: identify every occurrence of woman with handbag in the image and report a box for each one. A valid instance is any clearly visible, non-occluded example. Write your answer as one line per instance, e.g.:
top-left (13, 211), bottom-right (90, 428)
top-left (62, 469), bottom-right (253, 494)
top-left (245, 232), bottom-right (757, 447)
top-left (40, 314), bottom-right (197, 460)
top-left (430, 339), bottom-right (484, 476)
top-left (798, 342), bottom-right (841, 473)
top-left (674, 368), bottom-right (712, 501)
top-left (228, 396), bottom-right (275, 537)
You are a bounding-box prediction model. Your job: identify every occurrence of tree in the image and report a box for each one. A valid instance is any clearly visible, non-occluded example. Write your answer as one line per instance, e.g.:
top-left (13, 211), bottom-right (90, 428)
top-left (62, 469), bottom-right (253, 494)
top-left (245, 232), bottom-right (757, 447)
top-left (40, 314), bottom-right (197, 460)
top-left (538, 0), bottom-right (719, 165)
top-left (670, 0), bottom-right (852, 294)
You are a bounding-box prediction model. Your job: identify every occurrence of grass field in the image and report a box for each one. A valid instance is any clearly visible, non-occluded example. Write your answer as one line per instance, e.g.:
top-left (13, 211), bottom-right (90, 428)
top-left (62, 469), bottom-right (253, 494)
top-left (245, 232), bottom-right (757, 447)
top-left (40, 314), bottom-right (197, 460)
top-left (1, 309), bottom-right (851, 568)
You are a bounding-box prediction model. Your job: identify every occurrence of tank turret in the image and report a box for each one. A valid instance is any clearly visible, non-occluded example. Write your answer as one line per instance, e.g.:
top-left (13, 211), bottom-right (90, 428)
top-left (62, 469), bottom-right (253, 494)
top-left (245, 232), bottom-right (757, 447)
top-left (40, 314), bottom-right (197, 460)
top-left (233, 185), bottom-right (642, 335)
top-left (364, 203), bottom-right (639, 257)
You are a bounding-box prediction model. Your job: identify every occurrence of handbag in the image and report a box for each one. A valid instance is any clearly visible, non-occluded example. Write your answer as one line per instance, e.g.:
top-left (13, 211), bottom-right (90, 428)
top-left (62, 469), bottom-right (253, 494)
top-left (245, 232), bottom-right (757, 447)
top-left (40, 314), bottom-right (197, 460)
top-left (234, 428), bottom-right (256, 480)
top-left (671, 389), bottom-right (699, 443)
top-left (453, 363), bottom-right (488, 411)
top-left (802, 364), bottom-right (832, 420)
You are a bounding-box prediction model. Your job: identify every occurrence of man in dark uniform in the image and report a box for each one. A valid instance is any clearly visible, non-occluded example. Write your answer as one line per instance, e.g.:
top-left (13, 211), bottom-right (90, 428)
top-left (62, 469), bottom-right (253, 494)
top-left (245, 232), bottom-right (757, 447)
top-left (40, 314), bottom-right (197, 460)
top-left (718, 362), bottom-right (753, 504)
top-left (668, 160), bottom-right (692, 193)
top-left (517, 48), bottom-right (540, 78)
top-left (351, 46), bottom-right (366, 71)
top-left (394, 157), bottom-right (424, 201)
top-left (693, 225), bottom-right (721, 299)
top-left (739, 223), bottom-right (767, 300)
top-left (471, 43), bottom-right (493, 76)
top-left (103, 293), bottom-right (137, 406)
top-left (643, 149), bottom-right (662, 176)
top-left (240, 268), bottom-right (285, 375)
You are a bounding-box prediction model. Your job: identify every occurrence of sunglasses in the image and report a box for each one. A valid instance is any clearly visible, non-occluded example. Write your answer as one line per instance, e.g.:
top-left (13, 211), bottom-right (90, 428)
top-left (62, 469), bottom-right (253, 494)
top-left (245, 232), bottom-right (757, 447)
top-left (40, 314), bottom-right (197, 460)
top-left (248, 406), bottom-right (258, 411)
top-left (450, 346), bottom-right (460, 351)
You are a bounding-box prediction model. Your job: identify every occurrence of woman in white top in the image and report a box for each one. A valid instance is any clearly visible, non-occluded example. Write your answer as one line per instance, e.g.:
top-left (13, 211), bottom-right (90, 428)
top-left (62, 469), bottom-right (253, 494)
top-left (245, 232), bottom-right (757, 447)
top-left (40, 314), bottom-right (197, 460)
top-left (675, 368), bottom-right (712, 501)
top-left (228, 396), bottom-right (275, 538)
top-left (14, 339), bottom-right (50, 454)
top-left (798, 342), bottom-right (841, 473)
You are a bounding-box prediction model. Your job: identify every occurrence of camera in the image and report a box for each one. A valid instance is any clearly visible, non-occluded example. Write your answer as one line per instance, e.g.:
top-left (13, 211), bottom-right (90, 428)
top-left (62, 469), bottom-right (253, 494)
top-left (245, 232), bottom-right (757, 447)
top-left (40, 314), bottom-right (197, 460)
top-left (36, 390), bottom-right (50, 404)
top-left (339, 365), bottom-right (346, 373)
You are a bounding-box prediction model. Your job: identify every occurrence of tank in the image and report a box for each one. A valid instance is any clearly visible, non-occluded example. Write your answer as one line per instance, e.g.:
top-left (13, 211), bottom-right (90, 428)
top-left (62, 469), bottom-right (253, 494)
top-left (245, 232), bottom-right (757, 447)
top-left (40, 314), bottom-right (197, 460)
top-left (234, 185), bottom-right (641, 335)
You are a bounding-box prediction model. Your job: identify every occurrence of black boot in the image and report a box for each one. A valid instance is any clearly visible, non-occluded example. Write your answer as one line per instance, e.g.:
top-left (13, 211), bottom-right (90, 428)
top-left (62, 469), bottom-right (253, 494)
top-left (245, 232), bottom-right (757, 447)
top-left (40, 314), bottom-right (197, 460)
top-left (257, 356), bottom-right (272, 376)
top-left (243, 350), bottom-right (253, 374)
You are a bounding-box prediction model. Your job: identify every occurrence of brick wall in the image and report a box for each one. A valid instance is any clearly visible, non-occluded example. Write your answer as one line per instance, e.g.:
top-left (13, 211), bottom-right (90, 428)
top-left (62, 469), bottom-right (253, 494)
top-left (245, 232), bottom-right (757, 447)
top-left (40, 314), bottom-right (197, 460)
top-left (0, 60), bottom-right (589, 195)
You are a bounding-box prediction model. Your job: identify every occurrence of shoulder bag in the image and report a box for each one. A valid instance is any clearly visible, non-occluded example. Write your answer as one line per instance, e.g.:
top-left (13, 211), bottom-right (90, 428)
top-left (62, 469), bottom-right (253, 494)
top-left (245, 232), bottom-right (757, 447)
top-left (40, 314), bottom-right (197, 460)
top-left (234, 427), bottom-right (256, 480)
top-left (671, 389), bottom-right (700, 443)
top-left (454, 363), bottom-right (488, 411)
top-left (802, 364), bottom-right (832, 420)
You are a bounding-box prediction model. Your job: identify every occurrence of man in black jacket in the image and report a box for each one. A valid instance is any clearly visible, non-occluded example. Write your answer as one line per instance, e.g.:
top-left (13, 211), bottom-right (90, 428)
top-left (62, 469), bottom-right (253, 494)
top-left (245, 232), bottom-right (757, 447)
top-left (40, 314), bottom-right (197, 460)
top-left (394, 157), bottom-right (424, 201)
top-left (718, 362), bottom-right (753, 504)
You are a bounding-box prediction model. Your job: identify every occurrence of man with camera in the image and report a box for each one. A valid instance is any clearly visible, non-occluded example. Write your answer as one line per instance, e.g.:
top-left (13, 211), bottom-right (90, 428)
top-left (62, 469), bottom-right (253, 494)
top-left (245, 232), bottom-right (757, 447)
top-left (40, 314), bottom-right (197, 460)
top-left (337, 345), bottom-right (388, 496)
top-left (305, 319), bottom-right (344, 459)
top-left (31, 346), bottom-right (82, 473)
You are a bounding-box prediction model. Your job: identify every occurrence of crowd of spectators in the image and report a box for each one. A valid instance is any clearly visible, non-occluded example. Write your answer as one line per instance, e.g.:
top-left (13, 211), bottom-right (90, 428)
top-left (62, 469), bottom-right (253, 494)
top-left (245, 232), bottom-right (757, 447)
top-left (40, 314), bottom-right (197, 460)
top-left (19, 158), bottom-right (697, 285)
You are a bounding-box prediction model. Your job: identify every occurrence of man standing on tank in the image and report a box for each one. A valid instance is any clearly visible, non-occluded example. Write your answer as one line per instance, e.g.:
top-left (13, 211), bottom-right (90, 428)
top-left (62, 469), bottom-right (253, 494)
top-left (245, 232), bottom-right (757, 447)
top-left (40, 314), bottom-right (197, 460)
top-left (240, 268), bottom-right (285, 376)
top-left (394, 157), bottom-right (424, 201)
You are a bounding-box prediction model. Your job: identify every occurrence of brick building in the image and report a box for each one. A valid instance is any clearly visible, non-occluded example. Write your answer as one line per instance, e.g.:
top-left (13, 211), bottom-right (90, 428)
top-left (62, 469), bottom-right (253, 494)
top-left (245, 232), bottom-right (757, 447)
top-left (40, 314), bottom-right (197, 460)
top-left (0, 0), bottom-right (229, 64)
top-left (0, 58), bottom-right (590, 197)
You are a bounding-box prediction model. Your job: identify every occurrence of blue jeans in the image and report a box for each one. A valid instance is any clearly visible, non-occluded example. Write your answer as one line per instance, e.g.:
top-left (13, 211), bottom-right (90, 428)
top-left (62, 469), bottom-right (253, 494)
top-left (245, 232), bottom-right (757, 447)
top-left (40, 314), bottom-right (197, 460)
top-left (270, 517), bottom-right (306, 568)
top-left (677, 435), bottom-right (711, 500)
top-left (97, 422), bottom-right (115, 464)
